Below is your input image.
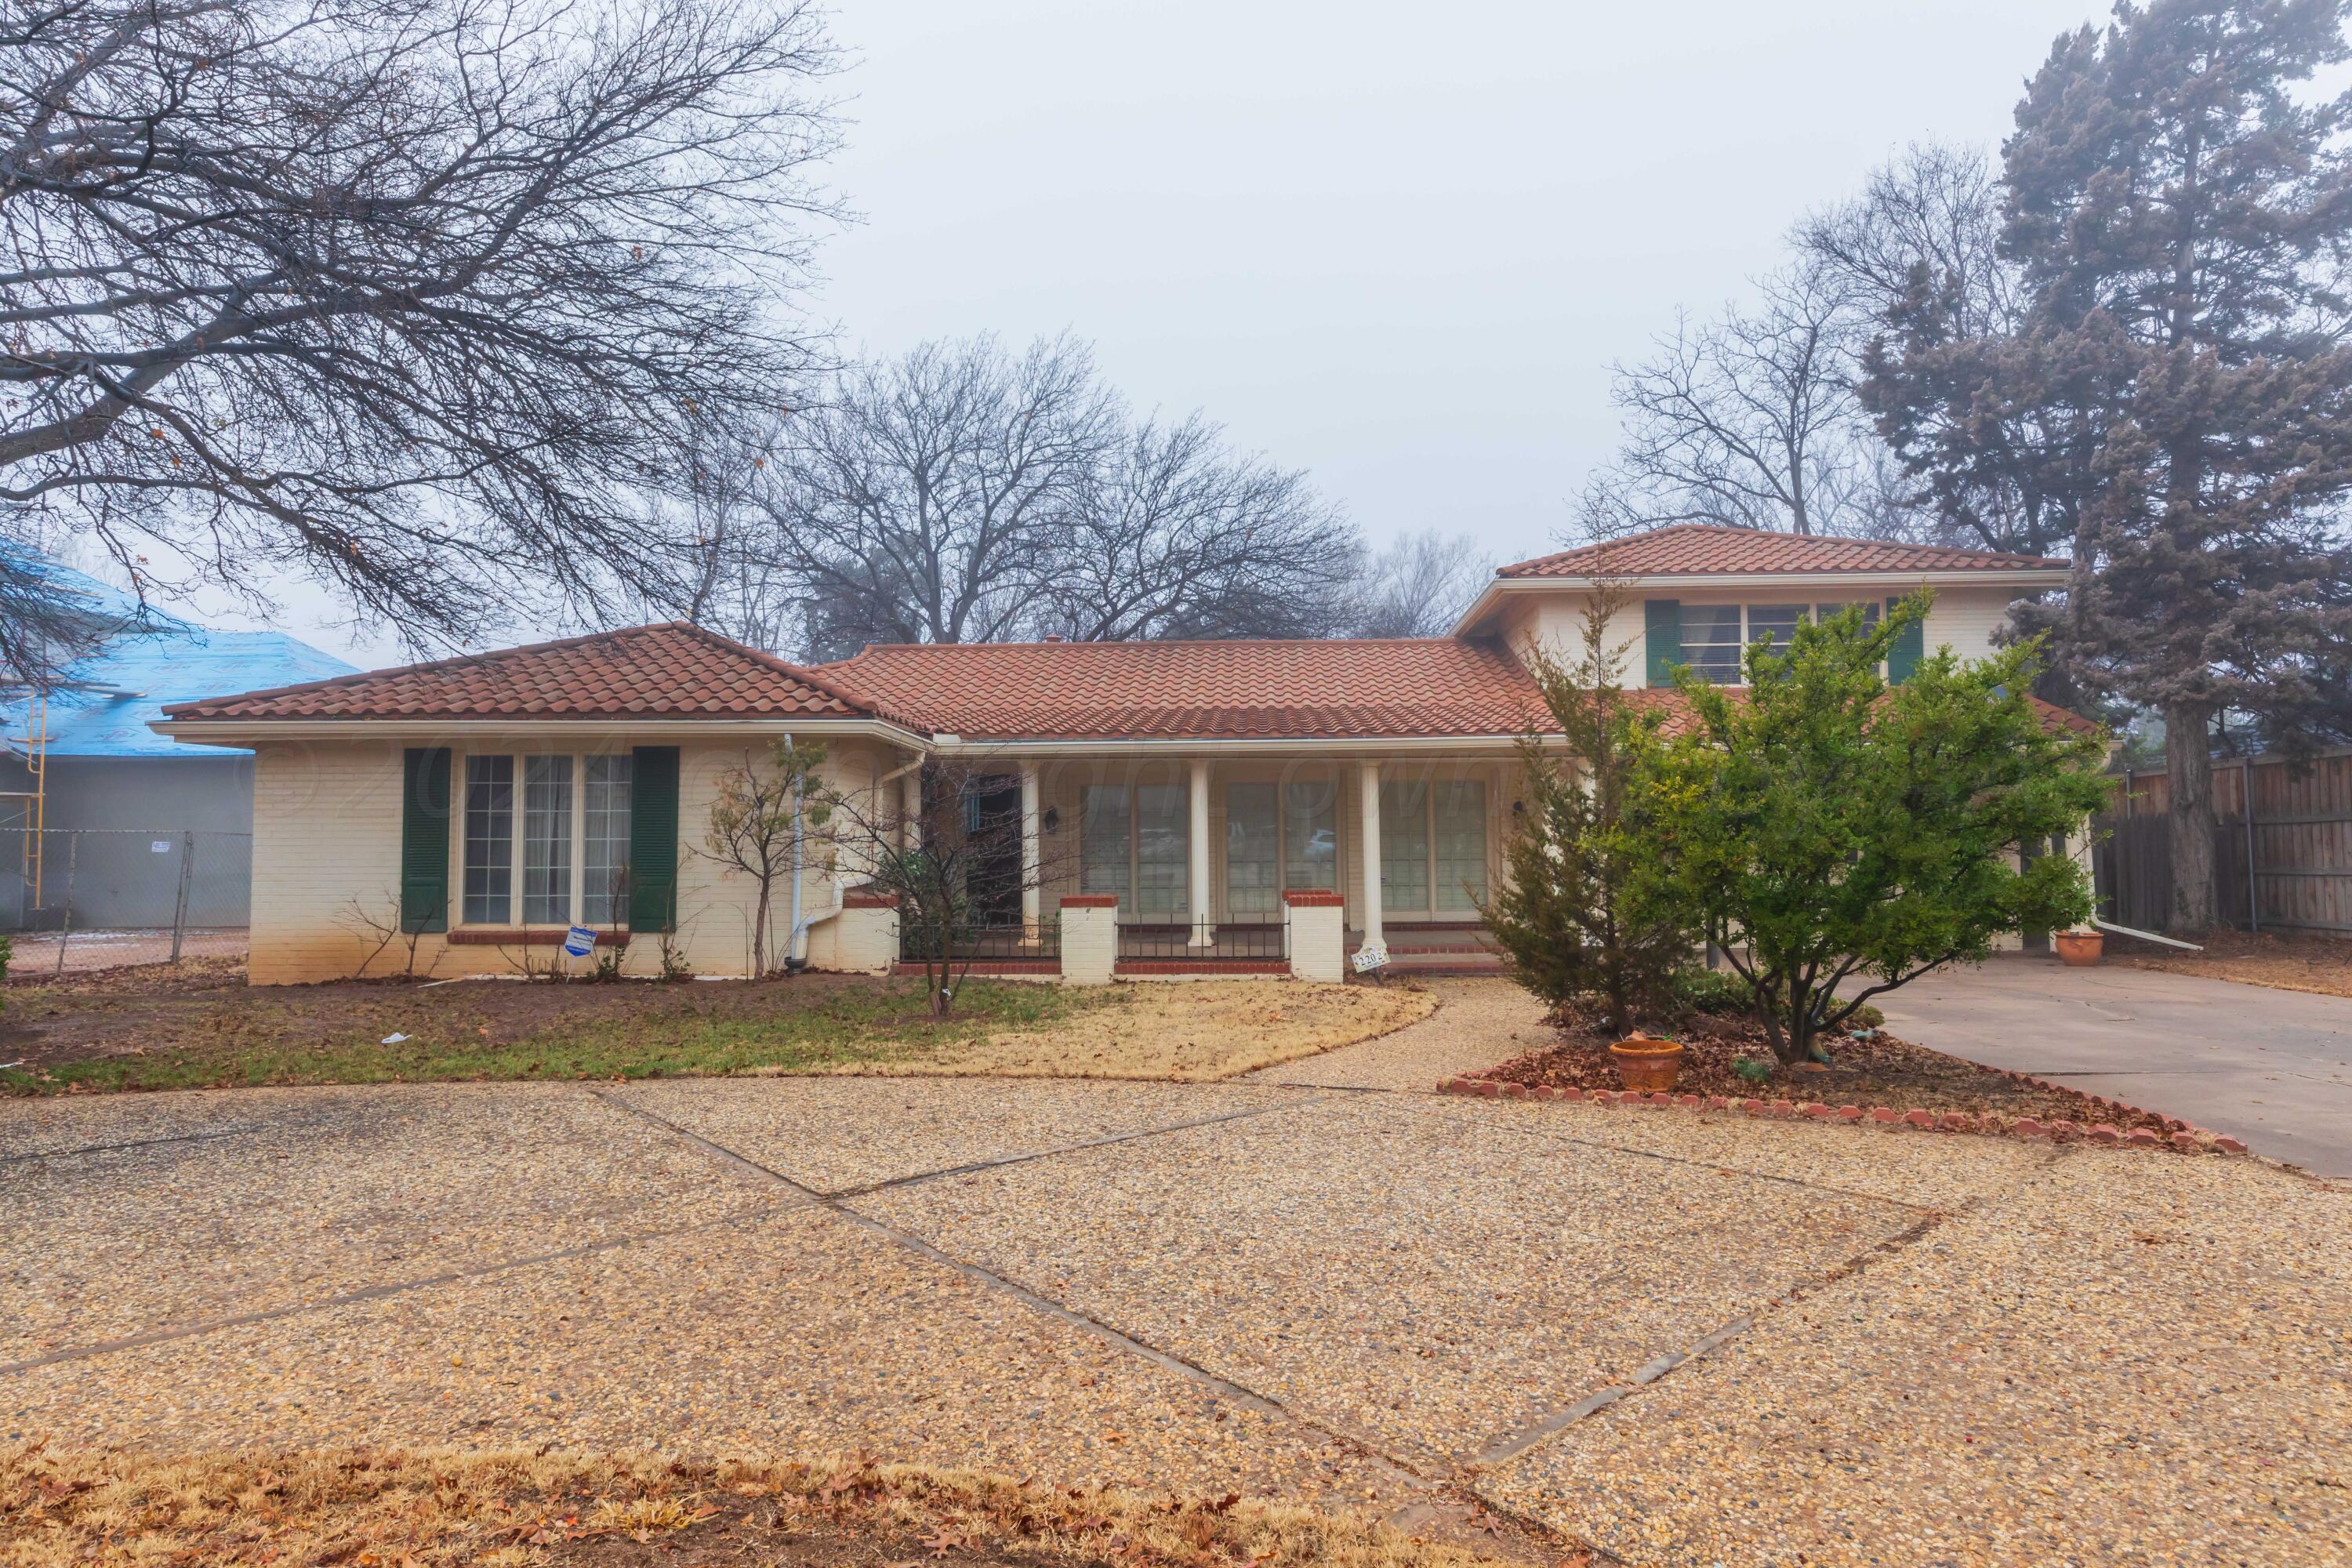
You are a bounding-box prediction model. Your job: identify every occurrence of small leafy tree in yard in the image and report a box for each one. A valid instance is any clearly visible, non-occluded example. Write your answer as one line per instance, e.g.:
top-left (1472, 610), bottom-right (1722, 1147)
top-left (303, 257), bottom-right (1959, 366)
top-left (1481, 585), bottom-right (1693, 1036)
top-left (702, 740), bottom-right (834, 978)
top-left (1630, 593), bottom-right (2111, 1065)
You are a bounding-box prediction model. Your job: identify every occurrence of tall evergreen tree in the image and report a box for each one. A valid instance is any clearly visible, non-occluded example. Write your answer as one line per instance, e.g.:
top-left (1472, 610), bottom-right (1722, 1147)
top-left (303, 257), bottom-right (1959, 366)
top-left (1866, 0), bottom-right (2352, 935)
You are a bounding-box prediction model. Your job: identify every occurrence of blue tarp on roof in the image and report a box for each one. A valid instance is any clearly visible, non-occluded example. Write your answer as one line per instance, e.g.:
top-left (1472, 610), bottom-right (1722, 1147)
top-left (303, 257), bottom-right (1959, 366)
top-left (3, 564), bottom-right (354, 759)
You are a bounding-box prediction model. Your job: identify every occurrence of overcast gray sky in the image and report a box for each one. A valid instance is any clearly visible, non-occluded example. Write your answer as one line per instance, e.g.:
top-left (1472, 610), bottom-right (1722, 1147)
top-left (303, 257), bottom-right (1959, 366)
top-left (200, 0), bottom-right (2111, 669)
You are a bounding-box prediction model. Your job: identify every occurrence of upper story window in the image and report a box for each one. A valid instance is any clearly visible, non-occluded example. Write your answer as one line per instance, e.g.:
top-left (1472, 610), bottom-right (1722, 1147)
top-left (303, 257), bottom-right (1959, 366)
top-left (1652, 600), bottom-right (1885, 685)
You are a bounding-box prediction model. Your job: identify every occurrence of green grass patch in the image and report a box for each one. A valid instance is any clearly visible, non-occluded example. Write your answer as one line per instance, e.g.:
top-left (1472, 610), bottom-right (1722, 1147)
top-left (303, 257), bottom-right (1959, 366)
top-left (0, 975), bottom-right (1123, 1096)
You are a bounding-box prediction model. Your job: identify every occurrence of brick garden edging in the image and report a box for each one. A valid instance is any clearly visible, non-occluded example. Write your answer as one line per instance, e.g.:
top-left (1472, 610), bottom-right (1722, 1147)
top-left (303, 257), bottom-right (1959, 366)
top-left (1436, 1073), bottom-right (2250, 1156)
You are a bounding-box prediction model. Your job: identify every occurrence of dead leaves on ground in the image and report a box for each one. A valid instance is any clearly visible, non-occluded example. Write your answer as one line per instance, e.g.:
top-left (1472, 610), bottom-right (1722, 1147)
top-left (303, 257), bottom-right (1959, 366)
top-left (0, 1441), bottom-right (1519, 1568)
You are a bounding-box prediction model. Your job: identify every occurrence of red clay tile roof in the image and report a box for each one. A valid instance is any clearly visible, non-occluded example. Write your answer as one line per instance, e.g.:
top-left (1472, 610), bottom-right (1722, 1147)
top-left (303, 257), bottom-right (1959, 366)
top-left (1498, 524), bottom-right (2069, 579)
top-left (162, 622), bottom-right (880, 723)
top-left (816, 638), bottom-right (1546, 740)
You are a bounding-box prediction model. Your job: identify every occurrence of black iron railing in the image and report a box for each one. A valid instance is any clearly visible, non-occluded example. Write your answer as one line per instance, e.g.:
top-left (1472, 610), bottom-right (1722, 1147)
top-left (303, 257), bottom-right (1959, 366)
top-left (1115, 921), bottom-right (1287, 962)
top-left (899, 916), bottom-right (1060, 963)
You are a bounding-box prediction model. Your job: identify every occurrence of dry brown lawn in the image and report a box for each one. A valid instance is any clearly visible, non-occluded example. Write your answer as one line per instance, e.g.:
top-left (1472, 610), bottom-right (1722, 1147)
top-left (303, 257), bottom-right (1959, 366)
top-left (2109, 927), bottom-right (2352, 1001)
top-left (855, 979), bottom-right (1440, 1082)
top-left (0, 1442), bottom-right (1535, 1568)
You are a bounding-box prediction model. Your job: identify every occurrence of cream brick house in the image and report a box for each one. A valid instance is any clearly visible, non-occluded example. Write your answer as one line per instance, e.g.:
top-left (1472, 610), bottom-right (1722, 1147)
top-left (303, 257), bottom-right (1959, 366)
top-left (153, 525), bottom-right (2083, 985)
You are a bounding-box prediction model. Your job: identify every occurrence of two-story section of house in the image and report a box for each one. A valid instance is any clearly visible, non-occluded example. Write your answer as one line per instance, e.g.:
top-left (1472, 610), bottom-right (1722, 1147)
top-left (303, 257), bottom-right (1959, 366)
top-left (1451, 524), bottom-right (2073, 689)
top-left (154, 524), bottom-right (2080, 984)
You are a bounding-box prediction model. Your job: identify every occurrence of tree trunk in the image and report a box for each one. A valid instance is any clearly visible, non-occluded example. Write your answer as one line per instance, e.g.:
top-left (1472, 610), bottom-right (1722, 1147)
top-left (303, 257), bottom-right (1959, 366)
top-left (2165, 701), bottom-right (2219, 937)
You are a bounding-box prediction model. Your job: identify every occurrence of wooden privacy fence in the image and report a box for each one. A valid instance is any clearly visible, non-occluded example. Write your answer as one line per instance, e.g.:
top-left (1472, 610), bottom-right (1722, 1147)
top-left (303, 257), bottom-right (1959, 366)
top-left (2094, 746), bottom-right (2352, 935)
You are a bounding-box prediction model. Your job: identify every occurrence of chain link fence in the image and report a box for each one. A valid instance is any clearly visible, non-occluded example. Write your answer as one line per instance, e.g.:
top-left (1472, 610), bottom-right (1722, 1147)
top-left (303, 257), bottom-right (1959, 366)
top-left (0, 828), bottom-right (252, 974)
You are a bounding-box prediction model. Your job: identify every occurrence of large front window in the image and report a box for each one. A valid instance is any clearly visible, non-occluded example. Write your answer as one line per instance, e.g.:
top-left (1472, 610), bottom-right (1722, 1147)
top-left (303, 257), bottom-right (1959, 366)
top-left (1379, 781), bottom-right (1430, 911)
top-left (1225, 783), bottom-right (1279, 917)
top-left (582, 756), bottom-right (633, 924)
top-left (1134, 784), bottom-right (1189, 918)
top-left (1081, 773), bottom-right (1343, 920)
top-left (463, 756), bottom-right (514, 925)
top-left (1379, 776), bottom-right (1489, 914)
top-left (461, 750), bottom-right (633, 926)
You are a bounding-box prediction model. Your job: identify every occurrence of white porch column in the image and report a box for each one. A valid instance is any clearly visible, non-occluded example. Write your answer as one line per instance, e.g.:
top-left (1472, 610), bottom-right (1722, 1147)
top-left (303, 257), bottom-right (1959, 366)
top-left (1020, 760), bottom-right (1042, 941)
top-left (1358, 759), bottom-right (1384, 950)
top-left (1188, 757), bottom-right (1213, 946)
top-left (902, 768), bottom-right (924, 850)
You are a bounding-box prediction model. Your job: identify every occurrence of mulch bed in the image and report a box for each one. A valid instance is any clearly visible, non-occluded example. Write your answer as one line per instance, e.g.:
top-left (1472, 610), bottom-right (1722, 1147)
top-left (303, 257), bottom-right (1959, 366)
top-left (2107, 927), bottom-right (2352, 1001)
top-left (1474, 1005), bottom-right (2183, 1138)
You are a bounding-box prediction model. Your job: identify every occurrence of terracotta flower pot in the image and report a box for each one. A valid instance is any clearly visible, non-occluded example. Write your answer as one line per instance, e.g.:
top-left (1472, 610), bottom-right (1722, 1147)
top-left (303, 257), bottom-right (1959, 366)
top-left (2054, 930), bottom-right (2104, 967)
top-left (1610, 1037), bottom-right (1685, 1094)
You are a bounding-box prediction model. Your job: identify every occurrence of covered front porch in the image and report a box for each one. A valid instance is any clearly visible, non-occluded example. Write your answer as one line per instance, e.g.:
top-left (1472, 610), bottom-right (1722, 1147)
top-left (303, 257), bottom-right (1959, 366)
top-left (900, 746), bottom-right (1518, 978)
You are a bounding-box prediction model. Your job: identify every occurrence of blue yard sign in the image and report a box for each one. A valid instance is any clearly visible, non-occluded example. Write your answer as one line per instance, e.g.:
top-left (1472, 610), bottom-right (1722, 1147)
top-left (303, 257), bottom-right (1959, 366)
top-left (561, 925), bottom-right (597, 959)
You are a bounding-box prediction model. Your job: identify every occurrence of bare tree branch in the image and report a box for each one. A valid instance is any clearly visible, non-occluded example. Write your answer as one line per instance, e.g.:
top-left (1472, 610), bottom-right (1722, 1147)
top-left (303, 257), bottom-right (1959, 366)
top-left (0, 0), bottom-right (840, 655)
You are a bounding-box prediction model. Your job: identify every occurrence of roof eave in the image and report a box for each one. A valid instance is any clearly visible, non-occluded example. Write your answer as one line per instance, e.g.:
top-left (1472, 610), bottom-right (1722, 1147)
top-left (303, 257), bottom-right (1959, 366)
top-left (925, 731), bottom-right (1549, 756)
top-left (148, 715), bottom-right (935, 750)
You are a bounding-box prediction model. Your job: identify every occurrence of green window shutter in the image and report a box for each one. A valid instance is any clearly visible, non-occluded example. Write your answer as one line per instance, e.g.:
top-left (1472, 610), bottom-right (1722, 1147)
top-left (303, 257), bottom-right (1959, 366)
top-left (1644, 599), bottom-right (1682, 686)
top-left (628, 746), bottom-right (681, 932)
top-left (400, 747), bottom-right (451, 933)
top-left (1886, 597), bottom-right (1925, 684)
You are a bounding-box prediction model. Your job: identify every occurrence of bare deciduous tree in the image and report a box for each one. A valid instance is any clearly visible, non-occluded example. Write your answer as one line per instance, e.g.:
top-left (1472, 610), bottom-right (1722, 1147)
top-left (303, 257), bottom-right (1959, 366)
top-left (1346, 529), bottom-right (1494, 637)
top-left (753, 334), bottom-right (1120, 658)
top-left (0, 0), bottom-right (839, 655)
top-left (649, 334), bottom-right (1362, 658)
top-left (700, 738), bottom-right (833, 978)
top-left (1803, 143), bottom-right (2099, 562)
top-left (1042, 412), bottom-right (1359, 641)
top-left (1582, 269), bottom-right (1920, 543)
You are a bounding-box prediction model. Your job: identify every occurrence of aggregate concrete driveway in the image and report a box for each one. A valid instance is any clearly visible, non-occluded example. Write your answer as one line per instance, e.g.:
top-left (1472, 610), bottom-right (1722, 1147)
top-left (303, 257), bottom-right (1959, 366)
top-left (1878, 953), bottom-right (2352, 1176)
top-left (5, 984), bottom-right (2348, 1567)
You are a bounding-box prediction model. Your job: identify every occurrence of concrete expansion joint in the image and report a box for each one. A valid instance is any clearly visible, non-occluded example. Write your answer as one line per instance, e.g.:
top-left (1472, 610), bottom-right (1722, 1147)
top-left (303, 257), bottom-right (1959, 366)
top-left (585, 1087), bottom-right (1439, 1495)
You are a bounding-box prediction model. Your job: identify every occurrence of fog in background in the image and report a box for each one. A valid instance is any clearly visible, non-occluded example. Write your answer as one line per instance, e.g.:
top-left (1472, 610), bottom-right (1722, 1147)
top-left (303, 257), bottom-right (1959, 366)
top-left (162, 0), bottom-right (2107, 669)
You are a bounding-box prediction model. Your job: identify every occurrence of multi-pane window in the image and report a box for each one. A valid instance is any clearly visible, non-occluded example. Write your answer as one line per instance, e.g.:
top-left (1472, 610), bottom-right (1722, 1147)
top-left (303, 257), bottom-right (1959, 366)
top-left (1282, 781), bottom-right (1338, 891)
top-left (460, 752), bottom-right (632, 926)
top-left (1679, 602), bottom-right (1886, 684)
top-left (1814, 601), bottom-right (1882, 631)
top-left (522, 755), bottom-right (573, 925)
top-left (1083, 775), bottom-right (1345, 920)
top-left (1679, 604), bottom-right (1745, 683)
top-left (1224, 783), bottom-right (1279, 917)
top-left (582, 756), bottom-right (633, 924)
top-left (1746, 603), bottom-right (1807, 652)
top-left (1377, 777), bottom-right (1490, 914)
top-left (1378, 781), bottom-right (1430, 912)
top-left (1080, 785), bottom-right (1133, 903)
top-left (1432, 782), bottom-right (1488, 911)
top-left (1134, 785), bottom-right (1189, 918)
top-left (463, 756), bottom-right (515, 924)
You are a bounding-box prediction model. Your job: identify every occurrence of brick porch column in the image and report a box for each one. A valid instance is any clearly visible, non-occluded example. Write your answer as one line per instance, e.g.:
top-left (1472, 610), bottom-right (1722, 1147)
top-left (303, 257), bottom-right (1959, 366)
top-left (1358, 759), bottom-right (1384, 950)
top-left (1059, 894), bottom-right (1118, 985)
top-left (1283, 889), bottom-right (1345, 982)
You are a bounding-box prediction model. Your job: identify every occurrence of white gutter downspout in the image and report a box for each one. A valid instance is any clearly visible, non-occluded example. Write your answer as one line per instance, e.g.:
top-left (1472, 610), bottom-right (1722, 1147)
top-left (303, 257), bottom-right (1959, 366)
top-left (795, 746), bottom-right (928, 964)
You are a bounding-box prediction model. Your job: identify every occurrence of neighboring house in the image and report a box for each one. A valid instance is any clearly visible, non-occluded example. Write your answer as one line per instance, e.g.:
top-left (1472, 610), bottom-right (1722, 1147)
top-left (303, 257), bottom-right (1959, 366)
top-left (0, 568), bottom-right (354, 929)
top-left (151, 524), bottom-right (2085, 985)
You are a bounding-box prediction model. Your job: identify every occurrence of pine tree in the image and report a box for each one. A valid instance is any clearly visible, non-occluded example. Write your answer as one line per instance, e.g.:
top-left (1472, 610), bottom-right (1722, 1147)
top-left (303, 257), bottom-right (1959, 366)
top-left (1480, 586), bottom-right (1692, 1036)
top-left (1868, 0), bottom-right (2352, 935)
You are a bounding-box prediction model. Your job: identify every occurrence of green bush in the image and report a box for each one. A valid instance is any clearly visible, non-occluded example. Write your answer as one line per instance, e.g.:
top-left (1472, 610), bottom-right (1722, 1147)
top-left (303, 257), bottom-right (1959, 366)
top-left (1668, 966), bottom-right (1750, 1016)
